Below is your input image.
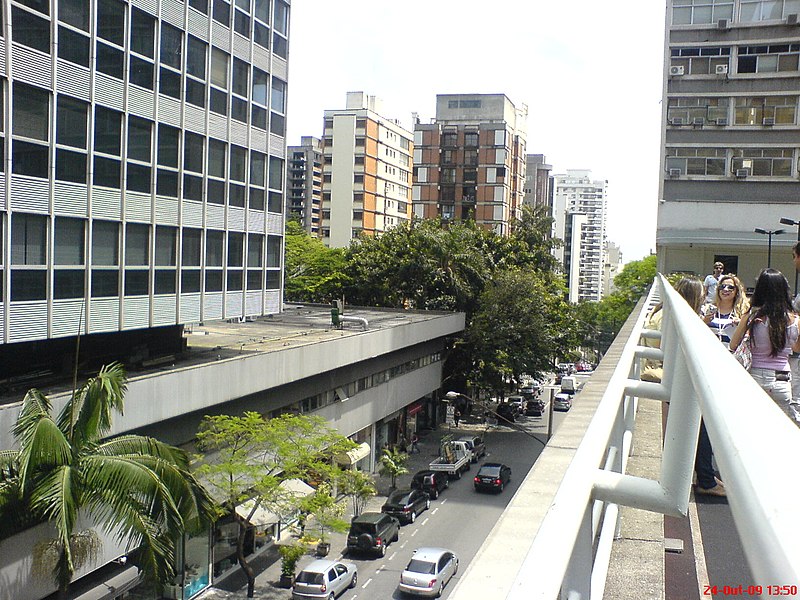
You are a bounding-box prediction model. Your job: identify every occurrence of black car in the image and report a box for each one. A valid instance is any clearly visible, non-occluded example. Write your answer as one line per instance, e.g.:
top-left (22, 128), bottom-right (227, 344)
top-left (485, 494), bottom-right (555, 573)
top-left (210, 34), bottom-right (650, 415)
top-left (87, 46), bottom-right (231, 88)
top-left (410, 469), bottom-right (449, 499)
top-left (381, 488), bottom-right (430, 524)
top-left (473, 463), bottom-right (512, 493)
top-left (525, 398), bottom-right (546, 416)
top-left (495, 403), bottom-right (516, 424)
top-left (346, 512), bottom-right (400, 557)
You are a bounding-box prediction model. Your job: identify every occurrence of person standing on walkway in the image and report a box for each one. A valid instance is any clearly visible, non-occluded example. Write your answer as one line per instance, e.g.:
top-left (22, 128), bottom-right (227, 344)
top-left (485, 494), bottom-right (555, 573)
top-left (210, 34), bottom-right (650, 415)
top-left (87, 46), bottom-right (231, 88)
top-left (410, 432), bottom-right (420, 454)
top-left (703, 261), bottom-right (725, 304)
top-left (730, 268), bottom-right (800, 426)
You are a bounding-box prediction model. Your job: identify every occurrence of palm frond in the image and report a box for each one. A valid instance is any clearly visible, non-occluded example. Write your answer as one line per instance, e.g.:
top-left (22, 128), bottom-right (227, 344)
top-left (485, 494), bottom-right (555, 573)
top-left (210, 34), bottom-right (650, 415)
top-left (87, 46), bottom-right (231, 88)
top-left (59, 362), bottom-right (127, 446)
top-left (14, 404), bottom-right (72, 485)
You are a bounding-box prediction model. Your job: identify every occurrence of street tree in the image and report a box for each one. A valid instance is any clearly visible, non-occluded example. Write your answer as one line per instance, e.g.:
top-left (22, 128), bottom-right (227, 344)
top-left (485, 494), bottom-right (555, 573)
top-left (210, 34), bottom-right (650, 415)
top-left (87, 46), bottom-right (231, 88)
top-left (284, 220), bottom-right (349, 303)
top-left (0, 363), bottom-right (214, 600)
top-left (194, 412), bottom-right (355, 598)
top-left (377, 447), bottom-right (409, 490)
top-left (337, 468), bottom-right (376, 518)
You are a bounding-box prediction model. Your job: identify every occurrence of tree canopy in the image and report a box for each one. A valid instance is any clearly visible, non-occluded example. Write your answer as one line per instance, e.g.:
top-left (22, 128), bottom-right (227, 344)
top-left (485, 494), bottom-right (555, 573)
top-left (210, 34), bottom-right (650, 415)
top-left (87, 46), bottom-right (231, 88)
top-left (284, 220), bottom-right (350, 303)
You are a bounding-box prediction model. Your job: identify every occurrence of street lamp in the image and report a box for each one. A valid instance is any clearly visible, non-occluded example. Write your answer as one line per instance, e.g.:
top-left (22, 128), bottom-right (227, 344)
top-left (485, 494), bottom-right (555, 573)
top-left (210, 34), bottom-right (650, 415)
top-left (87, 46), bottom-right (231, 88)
top-left (754, 227), bottom-right (786, 268)
top-left (779, 217), bottom-right (800, 296)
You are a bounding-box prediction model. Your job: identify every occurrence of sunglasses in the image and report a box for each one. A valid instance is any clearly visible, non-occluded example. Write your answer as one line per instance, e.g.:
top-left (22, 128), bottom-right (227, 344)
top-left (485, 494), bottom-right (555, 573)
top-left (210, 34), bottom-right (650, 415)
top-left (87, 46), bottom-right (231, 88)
top-left (719, 284), bottom-right (736, 291)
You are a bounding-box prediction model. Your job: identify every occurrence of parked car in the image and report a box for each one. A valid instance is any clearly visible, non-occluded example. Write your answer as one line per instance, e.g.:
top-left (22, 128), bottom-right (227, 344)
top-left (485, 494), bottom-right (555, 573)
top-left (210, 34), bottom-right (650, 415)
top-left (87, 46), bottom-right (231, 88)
top-left (292, 559), bottom-right (358, 600)
top-left (495, 403), bottom-right (516, 424)
top-left (346, 512), bottom-right (400, 557)
top-left (473, 463), bottom-right (512, 493)
top-left (553, 393), bottom-right (573, 411)
top-left (410, 470), bottom-right (449, 499)
top-left (398, 547), bottom-right (459, 598)
top-left (524, 398), bottom-right (546, 417)
top-left (381, 488), bottom-right (430, 524)
top-left (457, 435), bottom-right (486, 463)
top-left (506, 395), bottom-right (525, 416)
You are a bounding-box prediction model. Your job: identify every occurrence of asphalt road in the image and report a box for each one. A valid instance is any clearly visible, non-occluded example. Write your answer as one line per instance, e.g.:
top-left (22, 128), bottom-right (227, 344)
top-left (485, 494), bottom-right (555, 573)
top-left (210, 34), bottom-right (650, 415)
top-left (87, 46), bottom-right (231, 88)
top-left (340, 394), bottom-right (571, 599)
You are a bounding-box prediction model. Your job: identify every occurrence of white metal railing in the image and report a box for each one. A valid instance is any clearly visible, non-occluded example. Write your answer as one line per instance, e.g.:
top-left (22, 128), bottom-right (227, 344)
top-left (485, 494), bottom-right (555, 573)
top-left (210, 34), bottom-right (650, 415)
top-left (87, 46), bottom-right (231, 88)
top-left (451, 274), bottom-right (800, 599)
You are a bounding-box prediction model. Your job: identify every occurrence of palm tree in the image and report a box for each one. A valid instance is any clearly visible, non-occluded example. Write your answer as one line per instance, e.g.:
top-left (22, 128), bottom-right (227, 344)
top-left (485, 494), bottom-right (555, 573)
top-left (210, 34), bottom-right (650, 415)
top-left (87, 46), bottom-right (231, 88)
top-left (378, 447), bottom-right (409, 490)
top-left (0, 363), bottom-right (215, 599)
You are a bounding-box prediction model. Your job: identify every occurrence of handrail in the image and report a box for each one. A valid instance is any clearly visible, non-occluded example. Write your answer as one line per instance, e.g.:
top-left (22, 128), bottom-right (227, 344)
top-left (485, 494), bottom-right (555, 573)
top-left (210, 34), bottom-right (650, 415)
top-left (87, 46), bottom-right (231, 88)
top-left (451, 274), bottom-right (800, 599)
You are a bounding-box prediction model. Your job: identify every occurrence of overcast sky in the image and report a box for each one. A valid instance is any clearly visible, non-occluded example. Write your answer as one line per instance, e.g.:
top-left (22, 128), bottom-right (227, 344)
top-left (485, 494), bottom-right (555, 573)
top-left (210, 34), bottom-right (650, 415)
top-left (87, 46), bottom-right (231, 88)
top-left (286, 1), bottom-right (667, 263)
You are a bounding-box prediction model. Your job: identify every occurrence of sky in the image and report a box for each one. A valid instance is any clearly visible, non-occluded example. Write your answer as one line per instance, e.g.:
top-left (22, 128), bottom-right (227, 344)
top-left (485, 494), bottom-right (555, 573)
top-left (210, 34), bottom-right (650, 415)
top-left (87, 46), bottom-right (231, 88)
top-left (285, 1), bottom-right (667, 263)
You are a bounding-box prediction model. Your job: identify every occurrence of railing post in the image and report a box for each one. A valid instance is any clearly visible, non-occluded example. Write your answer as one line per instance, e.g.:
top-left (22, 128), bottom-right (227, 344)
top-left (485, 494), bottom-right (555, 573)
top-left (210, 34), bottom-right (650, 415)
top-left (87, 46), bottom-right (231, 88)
top-left (562, 504), bottom-right (593, 600)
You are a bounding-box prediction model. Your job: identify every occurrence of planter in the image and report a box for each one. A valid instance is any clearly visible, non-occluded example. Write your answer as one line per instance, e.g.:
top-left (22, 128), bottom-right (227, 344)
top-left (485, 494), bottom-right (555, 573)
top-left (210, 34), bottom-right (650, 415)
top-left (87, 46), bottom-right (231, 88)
top-left (316, 541), bottom-right (331, 557)
top-left (279, 573), bottom-right (295, 588)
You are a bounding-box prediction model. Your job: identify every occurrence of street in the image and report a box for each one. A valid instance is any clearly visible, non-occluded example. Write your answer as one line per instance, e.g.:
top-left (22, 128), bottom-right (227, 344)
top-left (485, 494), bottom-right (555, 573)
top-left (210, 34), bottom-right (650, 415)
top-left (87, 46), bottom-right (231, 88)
top-left (334, 386), bottom-right (571, 600)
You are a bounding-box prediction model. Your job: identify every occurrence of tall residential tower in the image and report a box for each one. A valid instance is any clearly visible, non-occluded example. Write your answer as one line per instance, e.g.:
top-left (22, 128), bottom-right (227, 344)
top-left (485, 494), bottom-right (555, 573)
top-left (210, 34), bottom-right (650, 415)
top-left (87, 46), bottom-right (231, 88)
top-left (413, 94), bottom-right (527, 235)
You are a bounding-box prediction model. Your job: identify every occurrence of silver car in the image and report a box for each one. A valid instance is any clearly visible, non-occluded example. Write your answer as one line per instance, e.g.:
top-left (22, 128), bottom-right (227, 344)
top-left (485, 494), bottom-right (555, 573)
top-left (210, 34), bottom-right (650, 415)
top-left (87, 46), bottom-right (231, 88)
top-left (398, 547), bottom-right (459, 598)
top-left (292, 559), bottom-right (358, 600)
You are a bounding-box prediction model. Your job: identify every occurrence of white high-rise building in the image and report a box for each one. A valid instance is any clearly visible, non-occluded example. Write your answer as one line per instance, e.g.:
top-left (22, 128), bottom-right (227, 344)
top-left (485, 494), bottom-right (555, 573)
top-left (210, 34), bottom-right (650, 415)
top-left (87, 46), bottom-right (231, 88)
top-left (553, 170), bottom-right (608, 302)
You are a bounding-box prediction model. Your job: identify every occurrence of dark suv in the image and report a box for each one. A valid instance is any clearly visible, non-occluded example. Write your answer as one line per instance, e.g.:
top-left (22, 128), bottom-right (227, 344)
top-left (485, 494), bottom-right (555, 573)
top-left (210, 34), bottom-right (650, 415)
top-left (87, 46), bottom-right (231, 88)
top-left (346, 512), bottom-right (400, 557)
top-left (410, 469), bottom-right (449, 499)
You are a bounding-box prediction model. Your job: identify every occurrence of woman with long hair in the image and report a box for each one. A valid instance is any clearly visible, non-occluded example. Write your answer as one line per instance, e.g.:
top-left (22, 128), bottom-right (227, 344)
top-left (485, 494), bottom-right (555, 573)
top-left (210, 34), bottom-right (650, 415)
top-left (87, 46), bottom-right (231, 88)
top-left (702, 273), bottom-right (749, 348)
top-left (730, 268), bottom-right (800, 425)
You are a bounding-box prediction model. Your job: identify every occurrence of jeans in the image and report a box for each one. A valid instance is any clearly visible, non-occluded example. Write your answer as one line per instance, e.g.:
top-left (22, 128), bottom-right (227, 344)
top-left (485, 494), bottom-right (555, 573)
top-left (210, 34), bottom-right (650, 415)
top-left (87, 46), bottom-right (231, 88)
top-left (750, 366), bottom-right (800, 426)
top-left (694, 420), bottom-right (717, 490)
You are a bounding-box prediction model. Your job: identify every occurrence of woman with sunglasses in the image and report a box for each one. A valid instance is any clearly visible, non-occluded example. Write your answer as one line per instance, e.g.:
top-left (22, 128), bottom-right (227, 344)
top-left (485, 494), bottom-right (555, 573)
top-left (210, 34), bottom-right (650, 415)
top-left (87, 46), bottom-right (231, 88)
top-left (702, 274), bottom-right (749, 348)
top-left (730, 268), bottom-right (800, 426)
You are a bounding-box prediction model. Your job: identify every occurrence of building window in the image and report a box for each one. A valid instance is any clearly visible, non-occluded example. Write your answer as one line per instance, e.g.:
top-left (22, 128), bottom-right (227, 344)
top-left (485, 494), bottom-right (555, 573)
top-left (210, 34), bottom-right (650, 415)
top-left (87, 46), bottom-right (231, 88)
top-left (248, 233), bottom-right (264, 268)
top-left (130, 56), bottom-right (154, 90)
top-left (738, 44), bottom-right (800, 74)
top-left (667, 97), bottom-right (729, 124)
top-left (94, 106), bottom-right (122, 155)
top-left (130, 7), bottom-right (155, 59)
top-left (665, 147), bottom-right (726, 175)
top-left (464, 132), bottom-right (478, 147)
top-left (161, 23), bottom-right (183, 70)
top-left (158, 124), bottom-right (180, 168)
top-left (125, 223), bottom-right (149, 266)
top-left (56, 150), bottom-right (87, 183)
top-left (189, 0), bottom-right (208, 14)
top-left (12, 213), bottom-right (47, 265)
top-left (14, 83), bottom-right (49, 142)
top-left (59, 0), bottom-right (90, 31)
top-left (96, 42), bottom-right (124, 79)
top-left (740, 0), bottom-right (798, 22)
top-left (57, 96), bottom-right (88, 149)
top-left (128, 116), bottom-right (152, 162)
top-left (206, 230), bottom-right (224, 266)
top-left (672, 0), bottom-right (734, 25)
top-left (732, 148), bottom-right (793, 176)
top-left (97, 0), bottom-right (125, 46)
top-left (12, 7), bottom-right (51, 54)
top-left (92, 220), bottom-right (119, 265)
top-left (184, 132), bottom-right (205, 174)
top-left (734, 96), bottom-right (797, 125)
top-left (182, 228), bottom-right (202, 266)
top-left (213, 0), bottom-right (230, 25)
top-left (670, 46), bottom-right (730, 75)
top-left (58, 27), bottom-right (90, 66)
top-left (187, 36), bottom-right (207, 80)
top-left (155, 225), bottom-right (177, 266)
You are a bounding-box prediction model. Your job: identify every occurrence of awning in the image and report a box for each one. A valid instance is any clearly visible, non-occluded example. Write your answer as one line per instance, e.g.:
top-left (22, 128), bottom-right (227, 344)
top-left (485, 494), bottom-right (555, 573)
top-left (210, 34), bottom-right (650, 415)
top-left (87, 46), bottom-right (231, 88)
top-left (73, 566), bottom-right (142, 600)
top-left (336, 442), bottom-right (371, 465)
top-left (407, 401), bottom-right (423, 416)
top-left (235, 499), bottom-right (280, 527)
top-left (235, 479), bottom-right (315, 526)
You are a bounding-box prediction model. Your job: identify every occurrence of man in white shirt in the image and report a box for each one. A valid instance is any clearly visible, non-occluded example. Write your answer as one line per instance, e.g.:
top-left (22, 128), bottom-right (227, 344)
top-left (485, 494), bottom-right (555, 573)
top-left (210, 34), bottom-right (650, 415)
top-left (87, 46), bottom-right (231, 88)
top-left (703, 262), bottom-right (724, 303)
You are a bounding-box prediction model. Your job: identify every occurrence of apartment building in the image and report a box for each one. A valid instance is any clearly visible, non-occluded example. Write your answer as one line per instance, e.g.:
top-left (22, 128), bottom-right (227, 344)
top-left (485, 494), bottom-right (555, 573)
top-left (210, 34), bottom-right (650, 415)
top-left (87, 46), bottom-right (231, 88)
top-left (0, 0), bottom-right (290, 382)
top-left (321, 92), bottom-right (414, 248)
top-left (287, 136), bottom-right (323, 235)
top-left (658, 0), bottom-right (800, 283)
top-left (553, 170), bottom-right (608, 302)
top-left (413, 94), bottom-right (527, 235)
top-left (523, 153), bottom-right (553, 210)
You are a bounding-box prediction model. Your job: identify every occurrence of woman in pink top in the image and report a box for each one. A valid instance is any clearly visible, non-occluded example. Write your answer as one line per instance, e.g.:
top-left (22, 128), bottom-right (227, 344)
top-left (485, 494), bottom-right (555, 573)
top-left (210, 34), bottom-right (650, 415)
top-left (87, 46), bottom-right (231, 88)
top-left (730, 268), bottom-right (800, 425)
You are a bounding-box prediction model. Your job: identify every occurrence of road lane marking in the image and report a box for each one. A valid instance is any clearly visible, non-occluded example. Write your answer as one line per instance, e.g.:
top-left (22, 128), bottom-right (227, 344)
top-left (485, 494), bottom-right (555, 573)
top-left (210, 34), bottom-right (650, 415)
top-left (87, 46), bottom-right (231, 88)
top-left (400, 541), bottom-right (407, 548)
top-left (441, 498), bottom-right (448, 505)
top-left (388, 551), bottom-right (396, 561)
top-left (362, 578), bottom-right (372, 589)
top-left (421, 517), bottom-right (429, 526)
top-left (411, 528), bottom-right (418, 536)
top-left (431, 507), bottom-right (439, 515)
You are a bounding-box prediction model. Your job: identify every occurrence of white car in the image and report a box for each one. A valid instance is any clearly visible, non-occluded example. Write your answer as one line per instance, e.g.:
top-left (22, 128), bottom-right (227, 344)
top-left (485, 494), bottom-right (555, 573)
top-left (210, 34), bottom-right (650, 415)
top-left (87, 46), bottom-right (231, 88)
top-left (292, 559), bottom-right (358, 599)
top-left (398, 547), bottom-right (459, 597)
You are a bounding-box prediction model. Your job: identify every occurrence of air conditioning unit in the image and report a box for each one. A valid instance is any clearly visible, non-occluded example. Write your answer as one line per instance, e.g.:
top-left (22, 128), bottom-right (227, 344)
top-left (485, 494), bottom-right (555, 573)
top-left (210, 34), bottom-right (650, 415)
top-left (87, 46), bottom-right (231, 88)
top-left (693, 117), bottom-right (705, 126)
top-left (787, 13), bottom-right (799, 24)
top-left (715, 118), bottom-right (728, 126)
top-left (715, 64), bottom-right (729, 75)
top-left (763, 117), bottom-right (775, 125)
top-left (670, 117), bottom-right (684, 125)
top-left (736, 168), bottom-right (750, 178)
top-left (718, 18), bottom-right (729, 30)
top-left (669, 65), bottom-right (685, 76)
top-left (668, 168), bottom-right (681, 178)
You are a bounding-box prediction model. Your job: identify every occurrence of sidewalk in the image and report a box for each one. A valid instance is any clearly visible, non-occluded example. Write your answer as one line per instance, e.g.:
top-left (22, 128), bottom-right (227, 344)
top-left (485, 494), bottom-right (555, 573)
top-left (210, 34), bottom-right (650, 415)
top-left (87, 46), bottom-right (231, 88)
top-left (198, 417), bottom-right (492, 599)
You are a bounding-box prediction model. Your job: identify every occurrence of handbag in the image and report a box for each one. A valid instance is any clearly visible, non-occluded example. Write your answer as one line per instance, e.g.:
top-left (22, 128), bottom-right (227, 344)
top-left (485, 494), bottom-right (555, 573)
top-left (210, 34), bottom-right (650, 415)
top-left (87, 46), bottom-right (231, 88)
top-left (732, 332), bottom-right (752, 371)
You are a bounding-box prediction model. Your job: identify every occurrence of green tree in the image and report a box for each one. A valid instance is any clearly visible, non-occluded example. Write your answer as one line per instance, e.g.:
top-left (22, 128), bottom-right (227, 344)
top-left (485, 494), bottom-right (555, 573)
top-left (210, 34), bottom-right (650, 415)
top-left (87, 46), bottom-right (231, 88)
top-left (0, 363), bottom-right (214, 599)
top-left (377, 447), bottom-right (409, 490)
top-left (284, 220), bottom-right (349, 303)
top-left (467, 269), bottom-right (575, 393)
top-left (337, 468), bottom-right (376, 517)
top-left (195, 413), bottom-right (355, 598)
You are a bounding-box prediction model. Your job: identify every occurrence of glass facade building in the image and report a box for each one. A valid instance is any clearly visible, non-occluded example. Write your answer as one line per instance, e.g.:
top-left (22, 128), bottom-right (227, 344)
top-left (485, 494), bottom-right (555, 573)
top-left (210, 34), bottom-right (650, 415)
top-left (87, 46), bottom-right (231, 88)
top-left (0, 0), bottom-right (288, 347)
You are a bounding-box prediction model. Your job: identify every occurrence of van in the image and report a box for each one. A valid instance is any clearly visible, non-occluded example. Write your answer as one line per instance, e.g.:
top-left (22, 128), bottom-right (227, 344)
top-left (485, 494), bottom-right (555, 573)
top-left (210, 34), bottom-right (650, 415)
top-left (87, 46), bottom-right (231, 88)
top-left (561, 376), bottom-right (578, 394)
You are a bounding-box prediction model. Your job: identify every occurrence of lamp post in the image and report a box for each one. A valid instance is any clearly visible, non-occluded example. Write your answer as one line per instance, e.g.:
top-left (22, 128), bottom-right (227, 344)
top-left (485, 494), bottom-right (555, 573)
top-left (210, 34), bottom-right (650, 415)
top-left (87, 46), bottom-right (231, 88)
top-left (779, 217), bottom-right (800, 296)
top-left (754, 227), bottom-right (786, 268)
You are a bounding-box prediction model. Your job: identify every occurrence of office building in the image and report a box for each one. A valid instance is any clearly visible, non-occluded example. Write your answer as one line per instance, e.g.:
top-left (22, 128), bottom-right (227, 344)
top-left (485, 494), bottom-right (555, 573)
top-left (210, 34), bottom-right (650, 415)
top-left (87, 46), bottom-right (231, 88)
top-left (288, 136), bottom-right (323, 235)
top-left (603, 241), bottom-right (625, 296)
top-left (523, 153), bottom-right (553, 210)
top-left (553, 170), bottom-right (607, 302)
top-left (321, 92), bottom-right (414, 248)
top-left (1, 0), bottom-right (290, 381)
top-left (658, 0), bottom-right (800, 282)
top-left (413, 94), bottom-right (527, 235)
